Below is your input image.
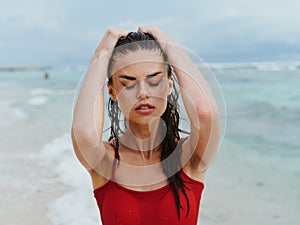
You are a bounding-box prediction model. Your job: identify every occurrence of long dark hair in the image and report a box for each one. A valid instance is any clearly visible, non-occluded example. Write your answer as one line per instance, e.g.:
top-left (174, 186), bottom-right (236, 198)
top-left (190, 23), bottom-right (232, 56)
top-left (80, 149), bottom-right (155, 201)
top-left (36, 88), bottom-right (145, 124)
top-left (107, 32), bottom-right (190, 219)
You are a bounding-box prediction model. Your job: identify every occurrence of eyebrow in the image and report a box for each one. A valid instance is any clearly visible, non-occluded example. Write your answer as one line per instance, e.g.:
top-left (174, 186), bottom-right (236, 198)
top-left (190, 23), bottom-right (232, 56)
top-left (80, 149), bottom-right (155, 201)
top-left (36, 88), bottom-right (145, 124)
top-left (119, 72), bottom-right (162, 80)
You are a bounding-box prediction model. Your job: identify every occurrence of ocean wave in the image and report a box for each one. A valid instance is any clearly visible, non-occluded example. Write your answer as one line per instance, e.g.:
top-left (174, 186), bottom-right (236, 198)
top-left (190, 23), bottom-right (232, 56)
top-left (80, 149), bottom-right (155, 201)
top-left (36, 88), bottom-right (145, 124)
top-left (209, 61), bottom-right (300, 72)
top-left (30, 87), bottom-right (75, 96)
top-left (28, 96), bottom-right (48, 105)
top-left (39, 133), bottom-right (100, 225)
top-left (30, 88), bottom-right (54, 96)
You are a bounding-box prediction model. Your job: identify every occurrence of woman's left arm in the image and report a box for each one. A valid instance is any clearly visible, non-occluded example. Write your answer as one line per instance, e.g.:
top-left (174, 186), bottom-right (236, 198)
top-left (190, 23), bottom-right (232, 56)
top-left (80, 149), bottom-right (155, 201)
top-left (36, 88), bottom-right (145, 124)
top-left (138, 26), bottom-right (220, 172)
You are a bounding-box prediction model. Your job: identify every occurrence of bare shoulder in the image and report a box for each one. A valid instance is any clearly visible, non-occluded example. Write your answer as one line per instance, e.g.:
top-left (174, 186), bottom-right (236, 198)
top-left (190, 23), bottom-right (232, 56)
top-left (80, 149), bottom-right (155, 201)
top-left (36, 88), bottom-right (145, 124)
top-left (89, 141), bottom-right (116, 190)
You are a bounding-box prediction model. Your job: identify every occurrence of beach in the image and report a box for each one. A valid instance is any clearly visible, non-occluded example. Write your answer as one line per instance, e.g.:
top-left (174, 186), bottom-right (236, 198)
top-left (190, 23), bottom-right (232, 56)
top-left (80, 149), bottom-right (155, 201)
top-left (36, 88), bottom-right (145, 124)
top-left (0, 62), bottom-right (299, 225)
top-left (0, 127), bottom-right (66, 225)
top-left (0, 71), bottom-right (67, 225)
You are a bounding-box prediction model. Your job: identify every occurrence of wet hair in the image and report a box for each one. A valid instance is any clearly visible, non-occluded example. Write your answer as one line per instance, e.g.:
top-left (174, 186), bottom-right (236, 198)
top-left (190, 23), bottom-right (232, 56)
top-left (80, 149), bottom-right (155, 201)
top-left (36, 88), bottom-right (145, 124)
top-left (107, 32), bottom-right (190, 219)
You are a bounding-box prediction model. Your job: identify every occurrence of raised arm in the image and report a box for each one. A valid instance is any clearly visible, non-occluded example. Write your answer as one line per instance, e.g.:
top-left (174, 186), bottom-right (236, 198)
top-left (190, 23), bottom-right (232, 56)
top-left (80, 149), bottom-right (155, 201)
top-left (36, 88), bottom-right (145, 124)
top-left (138, 26), bottom-right (220, 172)
top-left (71, 28), bottom-right (128, 171)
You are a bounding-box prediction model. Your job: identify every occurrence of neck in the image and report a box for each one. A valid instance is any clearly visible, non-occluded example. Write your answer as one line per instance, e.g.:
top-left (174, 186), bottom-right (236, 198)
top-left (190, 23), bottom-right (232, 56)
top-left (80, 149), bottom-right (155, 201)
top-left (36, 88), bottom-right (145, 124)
top-left (119, 118), bottom-right (166, 159)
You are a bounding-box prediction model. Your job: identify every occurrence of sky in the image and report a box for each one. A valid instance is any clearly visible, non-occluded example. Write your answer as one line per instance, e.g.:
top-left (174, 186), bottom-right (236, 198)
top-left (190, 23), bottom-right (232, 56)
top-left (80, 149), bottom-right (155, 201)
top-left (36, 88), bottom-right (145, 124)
top-left (1, 0), bottom-right (300, 67)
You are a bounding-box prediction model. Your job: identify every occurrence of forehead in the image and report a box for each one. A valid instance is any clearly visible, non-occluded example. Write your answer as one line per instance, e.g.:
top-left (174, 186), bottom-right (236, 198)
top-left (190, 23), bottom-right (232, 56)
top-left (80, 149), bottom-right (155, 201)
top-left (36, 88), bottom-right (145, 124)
top-left (110, 50), bottom-right (165, 77)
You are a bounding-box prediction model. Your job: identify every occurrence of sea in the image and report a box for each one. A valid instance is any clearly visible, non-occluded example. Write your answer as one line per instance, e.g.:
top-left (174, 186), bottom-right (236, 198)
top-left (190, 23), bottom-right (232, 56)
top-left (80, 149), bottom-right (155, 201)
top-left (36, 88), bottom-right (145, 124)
top-left (0, 61), bottom-right (299, 225)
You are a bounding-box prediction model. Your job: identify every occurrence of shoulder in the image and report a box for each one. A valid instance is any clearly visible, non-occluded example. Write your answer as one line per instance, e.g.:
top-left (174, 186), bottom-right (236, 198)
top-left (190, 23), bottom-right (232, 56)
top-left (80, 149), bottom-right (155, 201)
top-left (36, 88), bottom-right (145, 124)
top-left (89, 140), bottom-right (116, 190)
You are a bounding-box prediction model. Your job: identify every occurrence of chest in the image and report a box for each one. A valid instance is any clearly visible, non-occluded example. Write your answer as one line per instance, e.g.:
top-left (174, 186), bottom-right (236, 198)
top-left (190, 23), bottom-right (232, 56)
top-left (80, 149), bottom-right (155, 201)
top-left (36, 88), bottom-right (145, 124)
top-left (99, 184), bottom-right (199, 225)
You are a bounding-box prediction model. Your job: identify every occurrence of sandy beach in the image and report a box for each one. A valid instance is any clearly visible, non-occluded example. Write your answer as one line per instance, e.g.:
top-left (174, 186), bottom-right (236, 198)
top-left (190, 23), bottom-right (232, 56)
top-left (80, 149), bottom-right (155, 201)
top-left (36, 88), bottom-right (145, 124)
top-left (0, 69), bottom-right (101, 225)
top-left (0, 98), bottom-right (67, 225)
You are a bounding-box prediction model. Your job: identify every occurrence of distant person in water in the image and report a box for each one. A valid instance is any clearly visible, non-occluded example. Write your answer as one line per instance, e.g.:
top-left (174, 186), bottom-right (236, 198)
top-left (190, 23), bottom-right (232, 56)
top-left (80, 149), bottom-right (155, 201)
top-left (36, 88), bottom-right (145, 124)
top-left (71, 27), bottom-right (220, 225)
top-left (44, 72), bottom-right (49, 79)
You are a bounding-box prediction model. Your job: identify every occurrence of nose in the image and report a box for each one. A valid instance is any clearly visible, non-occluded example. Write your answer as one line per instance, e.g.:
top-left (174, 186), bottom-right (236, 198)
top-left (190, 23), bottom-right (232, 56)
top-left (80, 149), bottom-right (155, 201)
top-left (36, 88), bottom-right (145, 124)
top-left (136, 80), bottom-right (150, 99)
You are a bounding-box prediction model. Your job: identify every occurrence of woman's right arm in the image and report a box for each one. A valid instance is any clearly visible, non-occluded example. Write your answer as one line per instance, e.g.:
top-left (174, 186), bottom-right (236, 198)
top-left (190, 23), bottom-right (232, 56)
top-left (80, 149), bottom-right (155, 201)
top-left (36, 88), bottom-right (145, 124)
top-left (71, 28), bottom-right (128, 172)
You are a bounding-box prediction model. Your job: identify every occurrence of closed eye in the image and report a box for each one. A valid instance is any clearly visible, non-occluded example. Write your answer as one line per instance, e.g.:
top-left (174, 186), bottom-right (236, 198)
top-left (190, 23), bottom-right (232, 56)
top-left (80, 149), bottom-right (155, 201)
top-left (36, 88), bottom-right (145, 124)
top-left (147, 75), bottom-right (163, 87)
top-left (121, 82), bottom-right (136, 89)
top-left (148, 81), bottom-right (160, 87)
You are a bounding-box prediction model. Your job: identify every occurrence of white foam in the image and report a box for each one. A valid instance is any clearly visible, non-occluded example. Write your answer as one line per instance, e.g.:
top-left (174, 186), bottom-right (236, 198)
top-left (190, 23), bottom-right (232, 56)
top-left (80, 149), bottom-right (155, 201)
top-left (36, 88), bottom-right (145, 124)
top-left (28, 96), bottom-right (48, 105)
top-left (30, 88), bottom-right (54, 96)
top-left (39, 133), bottom-right (101, 225)
top-left (208, 61), bottom-right (300, 72)
top-left (252, 61), bottom-right (298, 71)
top-left (31, 87), bottom-right (75, 96)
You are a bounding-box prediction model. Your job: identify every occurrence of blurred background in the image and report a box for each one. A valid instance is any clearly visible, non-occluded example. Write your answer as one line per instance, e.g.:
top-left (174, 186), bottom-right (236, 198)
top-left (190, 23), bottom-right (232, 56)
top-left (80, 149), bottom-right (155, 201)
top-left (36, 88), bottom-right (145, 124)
top-left (1, 0), bottom-right (299, 225)
top-left (1, 0), bottom-right (300, 67)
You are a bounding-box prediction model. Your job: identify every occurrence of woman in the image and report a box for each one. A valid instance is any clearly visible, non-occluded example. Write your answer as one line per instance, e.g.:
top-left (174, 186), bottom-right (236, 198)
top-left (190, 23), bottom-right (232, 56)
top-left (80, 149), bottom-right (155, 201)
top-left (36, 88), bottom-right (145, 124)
top-left (71, 27), bottom-right (220, 225)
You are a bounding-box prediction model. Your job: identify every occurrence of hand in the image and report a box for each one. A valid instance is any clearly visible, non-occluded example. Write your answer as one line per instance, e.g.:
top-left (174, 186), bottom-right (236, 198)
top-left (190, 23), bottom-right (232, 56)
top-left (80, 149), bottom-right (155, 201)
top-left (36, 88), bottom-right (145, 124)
top-left (137, 26), bottom-right (173, 42)
top-left (138, 26), bottom-right (186, 66)
top-left (138, 26), bottom-right (176, 51)
top-left (90, 28), bottom-right (129, 64)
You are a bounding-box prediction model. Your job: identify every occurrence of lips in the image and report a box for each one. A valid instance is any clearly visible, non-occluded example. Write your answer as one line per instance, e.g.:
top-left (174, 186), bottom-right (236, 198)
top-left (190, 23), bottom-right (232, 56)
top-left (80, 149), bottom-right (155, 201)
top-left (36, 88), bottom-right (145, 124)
top-left (134, 103), bottom-right (155, 115)
top-left (135, 103), bottom-right (155, 110)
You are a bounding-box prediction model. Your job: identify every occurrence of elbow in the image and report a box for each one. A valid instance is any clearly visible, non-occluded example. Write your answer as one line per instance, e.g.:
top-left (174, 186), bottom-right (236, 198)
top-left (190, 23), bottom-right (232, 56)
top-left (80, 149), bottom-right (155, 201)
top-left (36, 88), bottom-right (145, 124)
top-left (195, 104), bottom-right (218, 122)
top-left (196, 108), bottom-right (212, 122)
top-left (195, 104), bottom-right (220, 132)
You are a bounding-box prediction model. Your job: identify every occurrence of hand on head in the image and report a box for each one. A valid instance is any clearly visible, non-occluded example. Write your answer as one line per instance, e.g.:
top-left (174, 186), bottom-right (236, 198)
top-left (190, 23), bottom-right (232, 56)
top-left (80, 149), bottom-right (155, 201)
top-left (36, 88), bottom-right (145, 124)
top-left (91, 28), bottom-right (129, 64)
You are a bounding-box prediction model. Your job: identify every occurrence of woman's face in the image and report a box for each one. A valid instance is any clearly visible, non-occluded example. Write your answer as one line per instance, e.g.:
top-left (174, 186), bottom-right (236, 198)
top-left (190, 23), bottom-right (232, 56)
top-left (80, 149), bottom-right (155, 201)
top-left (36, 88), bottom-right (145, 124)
top-left (108, 50), bottom-right (173, 125)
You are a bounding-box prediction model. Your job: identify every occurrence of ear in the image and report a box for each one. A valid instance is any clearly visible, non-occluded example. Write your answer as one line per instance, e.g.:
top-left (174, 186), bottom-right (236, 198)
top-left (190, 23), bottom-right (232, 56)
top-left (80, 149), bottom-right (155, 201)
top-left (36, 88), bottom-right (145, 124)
top-left (107, 82), bottom-right (117, 101)
top-left (167, 76), bottom-right (174, 96)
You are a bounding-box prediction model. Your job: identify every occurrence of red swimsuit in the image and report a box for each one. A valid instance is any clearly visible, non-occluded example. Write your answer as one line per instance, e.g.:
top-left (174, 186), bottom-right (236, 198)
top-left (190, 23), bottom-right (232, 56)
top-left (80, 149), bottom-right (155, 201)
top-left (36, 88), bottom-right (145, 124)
top-left (93, 169), bottom-right (204, 225)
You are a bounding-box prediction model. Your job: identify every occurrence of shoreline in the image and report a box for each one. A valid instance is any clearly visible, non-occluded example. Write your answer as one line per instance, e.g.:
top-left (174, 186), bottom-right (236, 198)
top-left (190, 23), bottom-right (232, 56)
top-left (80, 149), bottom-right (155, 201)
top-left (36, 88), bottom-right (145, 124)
top-left (0, 88), bottom-right (68, 225)
top-left (0, 66), bottom-right (52, 71)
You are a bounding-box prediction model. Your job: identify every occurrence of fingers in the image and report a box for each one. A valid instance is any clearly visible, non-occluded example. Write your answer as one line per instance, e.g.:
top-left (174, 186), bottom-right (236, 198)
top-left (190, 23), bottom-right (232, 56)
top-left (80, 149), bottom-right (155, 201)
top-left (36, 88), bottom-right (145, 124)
top-left (137, 26), bottom-right (161, 34)
top-left (137, 26), bottom-right (159, 39)
top-left (100, 27), bottom-right (129, 51)
top-left (138, 26), bottom-right (173, 44)
top-left (106, 27), bottom-right (129, 41)
top-left (138, 26), bottom-right (176, 56)
top-left (91, 27), bottom-right (129, 64)
top-left (102, 27), bottom-right (129, 51)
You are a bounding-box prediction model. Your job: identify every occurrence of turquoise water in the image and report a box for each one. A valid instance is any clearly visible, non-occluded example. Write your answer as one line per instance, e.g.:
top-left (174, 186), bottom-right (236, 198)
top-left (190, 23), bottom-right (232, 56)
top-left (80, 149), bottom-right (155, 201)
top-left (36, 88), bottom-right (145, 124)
top-left (201, 65), bottom-right (300, 225)
top-left (219, 68), bottom-right (300, 150)
top-left (1, 62), bottom-right (299, 225)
